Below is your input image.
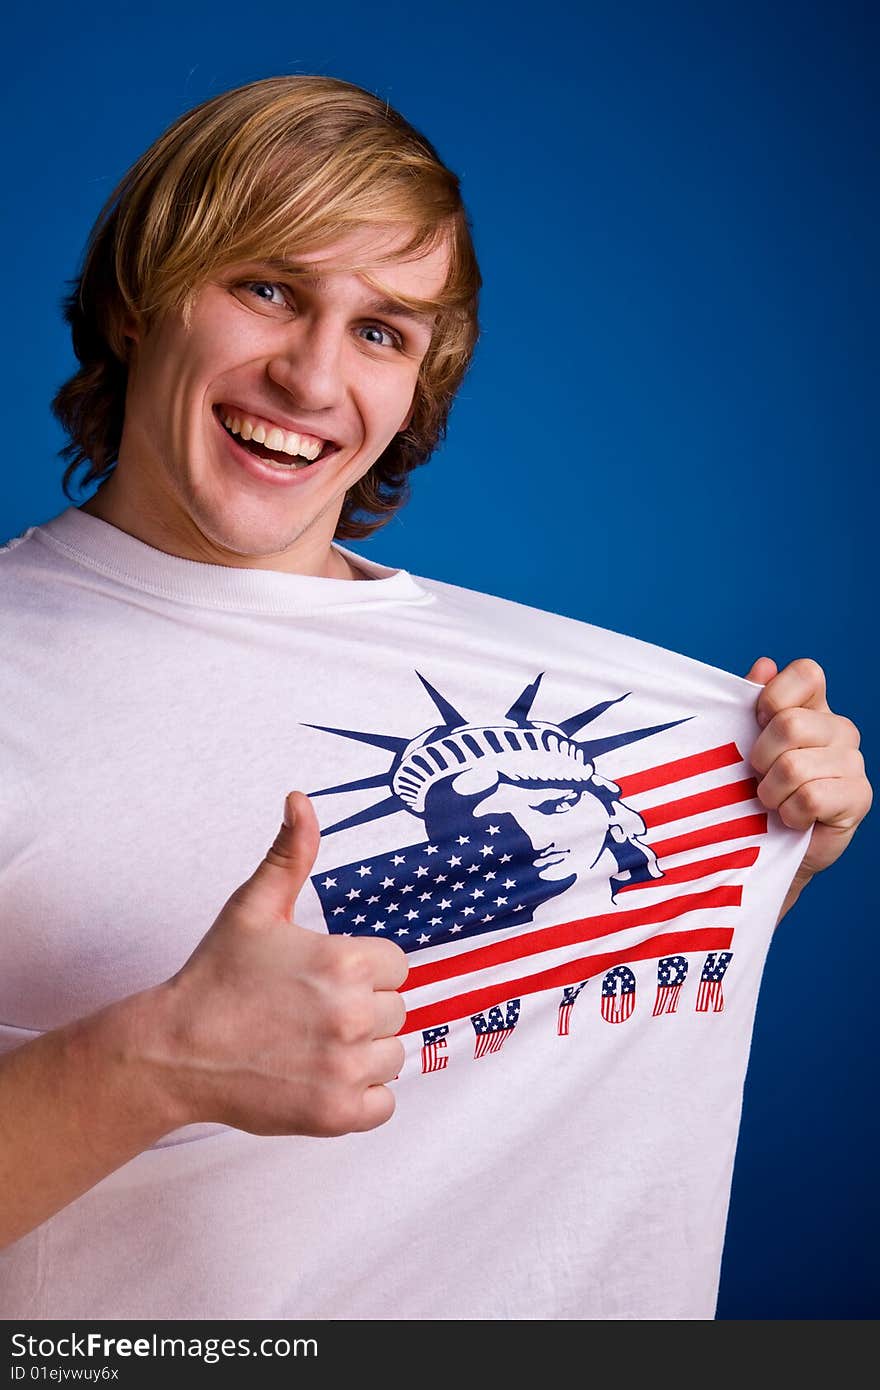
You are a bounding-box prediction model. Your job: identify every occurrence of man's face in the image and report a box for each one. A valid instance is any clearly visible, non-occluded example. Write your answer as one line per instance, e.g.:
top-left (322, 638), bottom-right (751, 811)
top-left (96, 224), bottom-right (449, 573)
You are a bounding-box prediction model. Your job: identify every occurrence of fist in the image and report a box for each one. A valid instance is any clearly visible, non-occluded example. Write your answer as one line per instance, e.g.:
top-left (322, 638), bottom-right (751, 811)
top-left (154, 791), bottom-right (409, 1138)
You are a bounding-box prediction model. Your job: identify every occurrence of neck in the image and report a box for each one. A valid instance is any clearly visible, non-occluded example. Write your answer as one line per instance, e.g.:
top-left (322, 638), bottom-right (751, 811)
top-left (78, 483), bottom-right (369, 581)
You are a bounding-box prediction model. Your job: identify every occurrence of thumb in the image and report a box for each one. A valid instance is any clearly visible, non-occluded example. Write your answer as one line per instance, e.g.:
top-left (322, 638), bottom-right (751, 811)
top-left (233, 790), bottom-right (322, 922)
top-left (744, 656), bottom-right (778, 685)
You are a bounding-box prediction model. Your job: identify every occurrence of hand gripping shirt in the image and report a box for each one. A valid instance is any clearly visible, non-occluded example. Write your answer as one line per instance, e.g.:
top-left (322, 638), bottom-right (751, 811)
top-left (0, 507), bottom-right (810, 1320)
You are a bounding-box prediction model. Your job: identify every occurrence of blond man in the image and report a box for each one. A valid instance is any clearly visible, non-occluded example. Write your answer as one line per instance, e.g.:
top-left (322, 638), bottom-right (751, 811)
top-left (0, 75), bottom-right (870, 1321)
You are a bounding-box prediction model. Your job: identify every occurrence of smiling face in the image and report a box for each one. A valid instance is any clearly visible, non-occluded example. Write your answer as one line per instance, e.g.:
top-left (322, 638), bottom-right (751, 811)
top-left (80, 224), bottom-right (449, 575)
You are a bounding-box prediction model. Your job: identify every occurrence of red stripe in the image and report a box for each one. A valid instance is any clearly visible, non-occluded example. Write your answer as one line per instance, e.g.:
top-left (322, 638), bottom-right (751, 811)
top-left (639, 777), bottom-right (758, 828)
top-left (616, 742), bottom-right (743, 797)
top-left (650, 812), bottom-right (768, 858)
top-left (404, 884), bottom-right (741, 993)
top-left (402, 926), bottom-right (734, 1034)
top-left (616, 845), bottom-right (760, 892)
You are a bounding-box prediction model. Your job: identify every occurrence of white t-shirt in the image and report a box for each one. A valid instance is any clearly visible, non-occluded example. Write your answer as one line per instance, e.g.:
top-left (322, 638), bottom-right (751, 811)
top-left (0, 507), bottom-right (810, 1320)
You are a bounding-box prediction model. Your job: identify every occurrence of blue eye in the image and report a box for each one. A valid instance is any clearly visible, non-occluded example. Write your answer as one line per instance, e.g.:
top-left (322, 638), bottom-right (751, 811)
top-left (239, 282), bottom-right (403, 349)
top-left (360, 323), bottom-right (401, 349)
top-left (244, 280), bottom-right (288, 307)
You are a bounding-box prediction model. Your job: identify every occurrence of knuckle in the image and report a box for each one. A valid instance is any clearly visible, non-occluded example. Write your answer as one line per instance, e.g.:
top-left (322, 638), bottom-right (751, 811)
top-left (325, 996), bottom-right (370, 1045)
top-left (318, 1043), bottom-right (363, 1097)
top-left (313, 1092), bottom-right (359, 1138)
top-left (326, 945), bottom-right (369, 987)
top-left (776, 748), bottom-right (804, 783)
top-left (838, 714), bottom-right (861, 745)
top-left (794, 782), bottom-right (824, 819)
top-left (775, 707), bottom-right (808, 743)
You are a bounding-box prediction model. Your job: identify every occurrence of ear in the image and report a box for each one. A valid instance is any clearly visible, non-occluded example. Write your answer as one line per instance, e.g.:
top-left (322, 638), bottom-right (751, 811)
top-left (121, 311), bottom-right (141, 347)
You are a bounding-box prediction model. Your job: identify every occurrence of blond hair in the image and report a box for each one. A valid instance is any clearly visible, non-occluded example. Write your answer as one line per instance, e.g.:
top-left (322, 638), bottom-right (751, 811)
top-left (52, 74), bottom-right (482, 539)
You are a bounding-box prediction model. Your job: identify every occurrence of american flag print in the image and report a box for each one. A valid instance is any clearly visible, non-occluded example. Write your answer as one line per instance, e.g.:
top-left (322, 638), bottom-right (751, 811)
top-left (471, 999), bottom-right (521, 1058)
top-left (303, 668), bottom-right (771, 1057)
top-left (557, 981), bottom-right (588, 1036)
top-left (653, 954), bottom-right (689, 1016)
top-left (601, 965), bottom-right (636, 1023)
top-left (695, 952), bottom-right (733, 1013)
top-left (421, 1025), bottom-right (449, 1073)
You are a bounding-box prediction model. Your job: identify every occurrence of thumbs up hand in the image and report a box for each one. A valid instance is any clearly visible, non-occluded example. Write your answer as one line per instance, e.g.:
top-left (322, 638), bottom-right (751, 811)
top-left (150, 791), bottom-right (409, 1138)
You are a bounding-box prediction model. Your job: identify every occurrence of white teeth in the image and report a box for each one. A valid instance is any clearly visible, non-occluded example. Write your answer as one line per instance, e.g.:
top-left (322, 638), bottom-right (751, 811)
top-left (219, 407), bottom-right (327, 462)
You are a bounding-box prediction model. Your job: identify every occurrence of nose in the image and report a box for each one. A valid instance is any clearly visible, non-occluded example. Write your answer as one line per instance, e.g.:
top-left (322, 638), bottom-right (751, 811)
top-left (265, 318), bottom-right (347, 412)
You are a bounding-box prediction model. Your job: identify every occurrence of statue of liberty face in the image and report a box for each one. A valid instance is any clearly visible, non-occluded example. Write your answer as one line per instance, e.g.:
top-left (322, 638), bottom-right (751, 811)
top-left (463, 776), bottom-right (613, 884)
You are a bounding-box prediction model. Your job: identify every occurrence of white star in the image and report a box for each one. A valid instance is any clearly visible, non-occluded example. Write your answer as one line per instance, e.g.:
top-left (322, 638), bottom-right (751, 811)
top-left (380, 876), bottom-right (395, 889)
top-left (321, 876), bottom-right (337, 889)
top-left (483, 871), bottom-right (496, 881)
top-left (450, 923), bottom-right (463, 934)
top-left (487, 824), bottom-right (500, 836)
top-left (418, 891), bottom-right (432, 902)
top-left (448, 855), bottom-right (462, 867)
top-left (395, 928), bottom-right (408, 937)
top-left (356, 865), bottom-right (372, 878)
top-left (452, 880), bottom-right (465, 891)
top-left (400, 883), bottom-right (414, 894)
top-left (466, 863), bottom-right (480, 874)
top-left (405, 909), bottom-right (419, 921)
top-left (470, 888), bottom-right (484, 900)
top-left (481, 913), bottom-right (494, 923)
top-left (429, 916), bottom-right (443, 926)
top-left (494, 895), bottom-right (508, 907)
top-left (500, 853), bottom-right (512, 863)
top-left (479, 844), bottom-right (494, 858)
top-left (353, 914), bottom-right (366, 925)
top-left (462, 905), bottom-right (476, 917)
top-left (345, 887), bottom-right (362, 901)
top-left (456, 834), bottom-right (470, 845)
top-left (371, 921), bottom-right (386, 932)
top-left (425, 844), bottom-right (439, 855)
top-left (391, 854), bottom-right (406, 866)
top-left (367, 894), bottom-right (380, 904)
top-left (332, 906), bottom-right (345, 916)
top-left (386, 902), bottom-right (399, 913)
top-left (415, 865), bottom-right (430, 878)
top-left (418, 933), bottom-right (430, 945)
top-left (503, 878), bottom-right (516, 890)
top-left (434, 873), bottom-right (448, 884)
top-left (439, 898), bottom-right (452, 910)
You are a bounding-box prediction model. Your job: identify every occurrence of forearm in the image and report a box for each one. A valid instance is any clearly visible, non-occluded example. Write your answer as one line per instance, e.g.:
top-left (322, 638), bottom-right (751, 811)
top-left (0, 987), bottom-right (184, 1249)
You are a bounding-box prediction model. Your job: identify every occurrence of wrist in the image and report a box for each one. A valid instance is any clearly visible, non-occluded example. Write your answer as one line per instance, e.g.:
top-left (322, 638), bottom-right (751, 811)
top-left (72, 986), bottom-right (196, 1140)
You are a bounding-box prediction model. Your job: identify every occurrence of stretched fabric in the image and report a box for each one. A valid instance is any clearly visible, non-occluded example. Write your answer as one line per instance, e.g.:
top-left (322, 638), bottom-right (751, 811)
top-left (0, 507), bottom-right (810, 1320)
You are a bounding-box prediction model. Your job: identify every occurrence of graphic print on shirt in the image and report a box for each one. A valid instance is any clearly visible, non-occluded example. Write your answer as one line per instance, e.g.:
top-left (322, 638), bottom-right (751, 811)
top-left (304, 670), bottom-right (762, 1066)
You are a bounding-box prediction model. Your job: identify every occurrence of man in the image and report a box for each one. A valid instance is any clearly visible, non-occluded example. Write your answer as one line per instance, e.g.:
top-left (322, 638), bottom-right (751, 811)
top-left (0, 73), bottom-right (871, 1320)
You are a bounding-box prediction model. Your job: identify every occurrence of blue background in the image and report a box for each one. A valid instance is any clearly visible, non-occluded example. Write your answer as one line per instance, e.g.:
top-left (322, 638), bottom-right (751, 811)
top-left (2, 0), bottom-right (875, 1318)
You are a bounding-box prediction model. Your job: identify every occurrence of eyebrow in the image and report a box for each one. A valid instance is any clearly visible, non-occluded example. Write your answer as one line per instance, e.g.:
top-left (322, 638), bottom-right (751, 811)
top-left (255, 259), bottom-right (438, 332)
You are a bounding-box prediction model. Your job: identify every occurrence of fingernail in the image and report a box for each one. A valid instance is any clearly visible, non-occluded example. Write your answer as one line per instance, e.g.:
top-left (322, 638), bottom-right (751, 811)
top-left (283, 793), bottom-right (296, 828)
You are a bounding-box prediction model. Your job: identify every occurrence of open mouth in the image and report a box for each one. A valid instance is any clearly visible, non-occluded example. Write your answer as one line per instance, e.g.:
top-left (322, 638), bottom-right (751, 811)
top-left (213, 404), bottom-right (341, 470)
